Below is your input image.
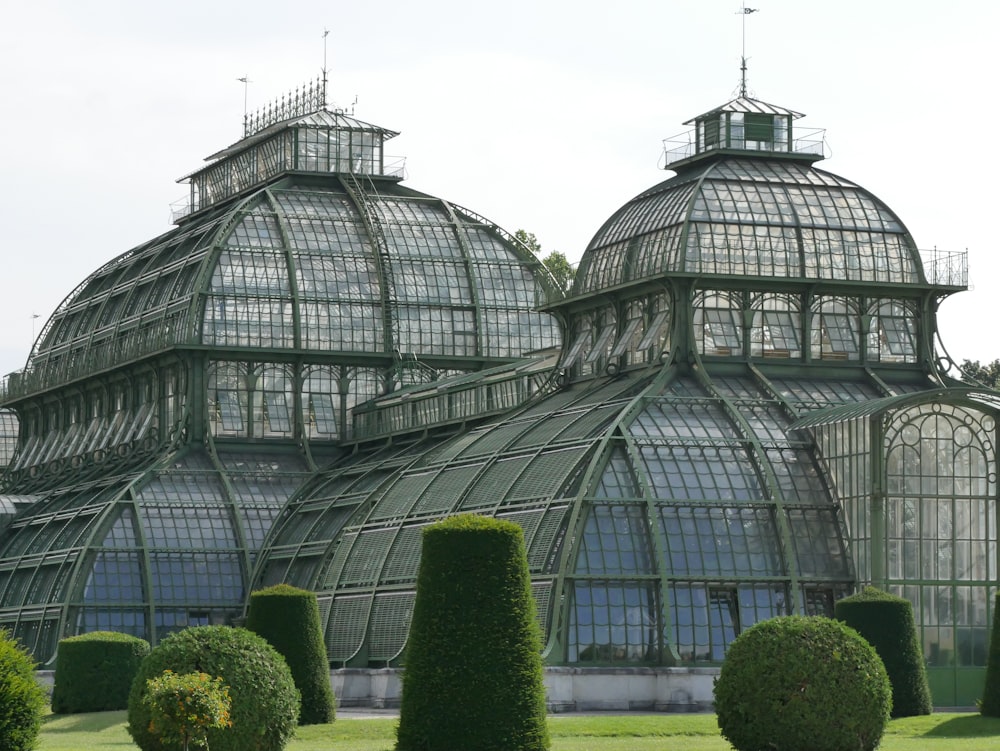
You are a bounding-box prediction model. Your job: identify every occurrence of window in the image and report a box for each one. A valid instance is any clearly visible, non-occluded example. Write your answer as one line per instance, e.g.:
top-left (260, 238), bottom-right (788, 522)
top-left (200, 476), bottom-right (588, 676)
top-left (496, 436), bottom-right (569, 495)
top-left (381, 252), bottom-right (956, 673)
top-left (751, 295), bottom-right (801, 358)
top-left (745, 113), bottom-right (774, 143)
top-left (694, 292), bottom-right (743, 356)
top-left (810, 298), bottom-right (859, 360)
top-left (703, 117), bottom-right (722, 149)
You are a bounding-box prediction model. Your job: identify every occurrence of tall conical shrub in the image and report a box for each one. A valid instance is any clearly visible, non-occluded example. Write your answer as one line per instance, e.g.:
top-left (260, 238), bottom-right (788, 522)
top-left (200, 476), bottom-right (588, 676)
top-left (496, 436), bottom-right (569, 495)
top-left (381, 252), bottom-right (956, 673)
top-left (396, 514), bottom-right (549, 751)
top-left (835, 586), bottom-right (932, 716)
top-left (245, 583), bottom-right (336, 725)
top-left (981, 592), bottom-right (1000, 716)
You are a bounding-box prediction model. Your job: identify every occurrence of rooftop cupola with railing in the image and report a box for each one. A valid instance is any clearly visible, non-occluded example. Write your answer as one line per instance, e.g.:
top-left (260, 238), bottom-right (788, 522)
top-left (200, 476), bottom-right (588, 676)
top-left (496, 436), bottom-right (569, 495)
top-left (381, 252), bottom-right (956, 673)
top-left (661, 96), bottom-right (826, 171)
top-left (172, 77), bottom-right (407, 223)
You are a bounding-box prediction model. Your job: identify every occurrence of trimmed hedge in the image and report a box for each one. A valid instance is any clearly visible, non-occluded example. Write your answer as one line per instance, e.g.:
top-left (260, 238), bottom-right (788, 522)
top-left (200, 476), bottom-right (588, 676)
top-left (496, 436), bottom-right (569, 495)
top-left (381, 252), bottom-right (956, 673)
top-left (245, 583), bottom-right (336, 725)
top-left (396, 514), bottom-right (549, 751)
top-left (835, 586), bottom-right (932, 717)
top-left (51, 631), bottom-right (150, 714)
top-left (714, 615), bottom-right (891, 751)
top-left (127, 626), bottom-right (299, 751)
top-left (981, 592), bottom-right (1000, 717)
top-left (0, 629), bottom-right (46, 751)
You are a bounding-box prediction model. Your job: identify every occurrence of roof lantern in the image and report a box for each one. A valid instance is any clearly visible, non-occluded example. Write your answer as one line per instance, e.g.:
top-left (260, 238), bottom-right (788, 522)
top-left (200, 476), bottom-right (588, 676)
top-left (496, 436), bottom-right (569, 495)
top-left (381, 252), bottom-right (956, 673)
top-left (661, 96), bottom-right (827, 171)
top-left (172, 77), bottom-right (405, 222)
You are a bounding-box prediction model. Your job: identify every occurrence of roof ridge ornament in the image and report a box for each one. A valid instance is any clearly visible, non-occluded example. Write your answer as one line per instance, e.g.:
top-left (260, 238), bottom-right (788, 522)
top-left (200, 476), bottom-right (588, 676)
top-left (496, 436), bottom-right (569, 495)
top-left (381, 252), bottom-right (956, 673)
top-left (738, 4), bottom-right (760, 99)
top-left (243, 75), bottom-right (327, 137)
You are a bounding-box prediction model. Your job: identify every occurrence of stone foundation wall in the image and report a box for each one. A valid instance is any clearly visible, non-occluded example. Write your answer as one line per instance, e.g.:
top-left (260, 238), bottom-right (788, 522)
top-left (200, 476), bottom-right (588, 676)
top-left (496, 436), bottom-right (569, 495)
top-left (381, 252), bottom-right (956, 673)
top-left (39, 666), bottom-right (719, 713)
top-left (332, 666), bottom-right (718, 712)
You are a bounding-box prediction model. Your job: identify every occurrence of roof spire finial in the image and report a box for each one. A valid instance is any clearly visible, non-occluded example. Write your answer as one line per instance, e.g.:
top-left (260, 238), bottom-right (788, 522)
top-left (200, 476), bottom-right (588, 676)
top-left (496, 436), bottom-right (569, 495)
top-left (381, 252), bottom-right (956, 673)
top-left (321, 28), bottom-right (330, 108)
top-left (237, 75), bottom-right (252, 136)
top-left (738, 4), bottom-right (759, 98)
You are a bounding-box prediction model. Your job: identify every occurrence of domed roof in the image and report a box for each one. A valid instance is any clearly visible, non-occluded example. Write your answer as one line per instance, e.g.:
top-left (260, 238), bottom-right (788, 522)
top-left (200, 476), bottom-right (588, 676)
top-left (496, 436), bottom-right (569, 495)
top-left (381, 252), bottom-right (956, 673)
top-left (575, 159), bottom-right (922, 296)
top-left (24, 177), bottom-right (561, 392)
top-left (573, 97), bottom-right (926, 297)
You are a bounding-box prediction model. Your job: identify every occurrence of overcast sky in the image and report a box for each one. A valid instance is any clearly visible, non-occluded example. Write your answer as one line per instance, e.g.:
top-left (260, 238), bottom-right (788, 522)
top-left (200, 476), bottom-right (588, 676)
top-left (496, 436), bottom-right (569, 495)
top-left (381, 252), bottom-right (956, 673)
top-left (1, 0), bottom-right (996, 379)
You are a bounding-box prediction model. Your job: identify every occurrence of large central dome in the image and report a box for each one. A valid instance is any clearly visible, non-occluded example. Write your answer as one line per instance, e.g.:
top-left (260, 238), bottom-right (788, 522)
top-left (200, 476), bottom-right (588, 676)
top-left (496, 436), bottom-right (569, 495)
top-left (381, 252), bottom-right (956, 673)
top-left (27, 168), bottom-right (560, 392)
top-left (0, 93), bottom-right (563, 665)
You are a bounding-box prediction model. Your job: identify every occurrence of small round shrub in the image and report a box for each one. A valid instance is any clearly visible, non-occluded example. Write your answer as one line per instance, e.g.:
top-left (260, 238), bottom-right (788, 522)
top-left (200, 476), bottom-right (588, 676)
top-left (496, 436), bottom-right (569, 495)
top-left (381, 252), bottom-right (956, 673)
top-left (127, 626), bottom-right (299, 751)
top-left (714, 615), bottom-right (891, 751)
top-left (245, 584), bottom-right (335, 725)
top-left (0, 629), bottom-right (46, 751)
top-left (144, 670), bottom-right (232, 750)
top-left (52, 631), bottom-right (150, 713)
top-left (836, 586), bottom-right (932, 717)
top-left (397, 514), bottom-right (549, 751)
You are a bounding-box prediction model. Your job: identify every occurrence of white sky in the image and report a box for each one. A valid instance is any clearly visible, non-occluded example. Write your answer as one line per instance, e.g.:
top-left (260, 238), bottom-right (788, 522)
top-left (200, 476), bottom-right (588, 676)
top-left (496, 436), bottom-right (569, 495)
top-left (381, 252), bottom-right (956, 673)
top-left (1, 0), bottom-right (996, 379)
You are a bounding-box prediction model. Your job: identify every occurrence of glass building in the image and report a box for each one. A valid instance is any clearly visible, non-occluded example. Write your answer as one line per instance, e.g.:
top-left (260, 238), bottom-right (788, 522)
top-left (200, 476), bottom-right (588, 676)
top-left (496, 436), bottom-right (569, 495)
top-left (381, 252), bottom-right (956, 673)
top-left (0, 82), bottom-right (561, 666)
top-left (0, 86), bottom-right (994, 707)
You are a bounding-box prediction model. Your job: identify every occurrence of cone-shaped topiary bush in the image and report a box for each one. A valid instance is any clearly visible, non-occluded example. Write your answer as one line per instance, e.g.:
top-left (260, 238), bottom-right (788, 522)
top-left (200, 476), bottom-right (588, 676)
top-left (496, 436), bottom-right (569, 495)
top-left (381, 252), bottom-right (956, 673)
top-left (127, 625), bottom-right (299, 751)
top-left (835, 586), bottom-right (932, 717)
top-left (245, 583), bottom-right (336, 725)
top-left (714, 615), bottom-right (891, 751)
top-left (396, 514), bottom-right (549, 751)
top-left (0, 629), bottom-right (46, 751)
top-left (981, 592), bottom-right (1000, 717)
top-left (52, 631), bottom-right (150, 713)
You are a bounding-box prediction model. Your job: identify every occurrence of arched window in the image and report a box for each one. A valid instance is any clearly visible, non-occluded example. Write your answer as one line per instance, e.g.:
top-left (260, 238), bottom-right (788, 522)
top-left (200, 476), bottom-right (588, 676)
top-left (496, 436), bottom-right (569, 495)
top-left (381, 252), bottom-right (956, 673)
top-left (884, 405), bottom-right (997, 668)
top-left (208, 362), bottom-right (251, 437)
top-left (867, 299), bottom-right (917, 364)
top-left (694, 291), bottom-right (743, 357)
top-left (302, 365), bottom-right (341, 440)
top-left (260, 365), bottom-right (295, 438)
top-left (751, 294), bottom-right (801, 359)
top-left (810, 297), bottom-right (860, 361)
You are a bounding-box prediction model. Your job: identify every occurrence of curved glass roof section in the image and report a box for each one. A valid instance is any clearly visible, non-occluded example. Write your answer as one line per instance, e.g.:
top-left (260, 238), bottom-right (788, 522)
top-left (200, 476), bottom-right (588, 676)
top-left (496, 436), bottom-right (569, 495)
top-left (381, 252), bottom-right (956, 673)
top-left (0, 447), bottom-right (313, 661)
top-left (250, 363), bottom-right (891, 667)
top-left (575, 159), bottom-right (920, 295)
top-left (20, 181), bottom-right (559, 395)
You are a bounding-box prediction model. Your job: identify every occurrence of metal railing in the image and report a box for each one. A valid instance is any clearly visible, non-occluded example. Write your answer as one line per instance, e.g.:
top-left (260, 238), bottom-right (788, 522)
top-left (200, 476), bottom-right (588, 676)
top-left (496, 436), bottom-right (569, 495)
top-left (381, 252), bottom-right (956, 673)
top-left (169, 156), bottom-right (408, 225)
top-left (919, 248), bottom-right (968, 288)
top-left (661, 127), bottom-right (826, 168)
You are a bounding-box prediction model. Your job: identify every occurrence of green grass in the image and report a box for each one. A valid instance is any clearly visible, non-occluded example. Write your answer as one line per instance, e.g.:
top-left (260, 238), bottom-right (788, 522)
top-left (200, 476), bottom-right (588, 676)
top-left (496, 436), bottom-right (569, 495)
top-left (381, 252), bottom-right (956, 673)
top-left (36, 709), bottom-right (1000, 751)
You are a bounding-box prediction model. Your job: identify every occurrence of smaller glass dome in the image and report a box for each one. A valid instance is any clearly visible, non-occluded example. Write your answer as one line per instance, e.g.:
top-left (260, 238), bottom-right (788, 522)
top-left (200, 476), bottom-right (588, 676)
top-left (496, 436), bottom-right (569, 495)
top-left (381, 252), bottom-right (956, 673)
top-left (573, 97), bottom-right (933, 296)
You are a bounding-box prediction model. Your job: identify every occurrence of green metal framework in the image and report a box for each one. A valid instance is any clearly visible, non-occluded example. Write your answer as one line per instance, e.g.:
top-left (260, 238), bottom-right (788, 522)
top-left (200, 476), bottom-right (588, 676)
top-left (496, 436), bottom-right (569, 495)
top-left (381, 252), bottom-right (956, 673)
top-left (0, 90), bottom-right (991, 710)
top-left (245, 96), bottom-right (991, 708)
top-left (0, 100), bottom-right (561, 663)
top-left (793, 388), bottom-right (999, 702)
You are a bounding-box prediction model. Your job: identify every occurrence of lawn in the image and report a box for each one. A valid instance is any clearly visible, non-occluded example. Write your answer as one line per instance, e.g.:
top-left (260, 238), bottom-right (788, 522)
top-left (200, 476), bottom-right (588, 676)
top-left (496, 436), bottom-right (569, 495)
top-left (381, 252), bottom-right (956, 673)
top-left (36, 709), bottom-right (1000, 751)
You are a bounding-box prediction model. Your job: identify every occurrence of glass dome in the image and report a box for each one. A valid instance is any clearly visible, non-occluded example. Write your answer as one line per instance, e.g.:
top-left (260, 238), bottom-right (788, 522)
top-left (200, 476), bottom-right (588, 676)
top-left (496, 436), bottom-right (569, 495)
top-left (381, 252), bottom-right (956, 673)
top-left (576, 159), bottom-right (922, 294)
top-left (26, 181), bottom-right (560, 395)
top-left (0, 94), bottom-right (562, 664)
top-left (247, 96), bottom-right (992, 709)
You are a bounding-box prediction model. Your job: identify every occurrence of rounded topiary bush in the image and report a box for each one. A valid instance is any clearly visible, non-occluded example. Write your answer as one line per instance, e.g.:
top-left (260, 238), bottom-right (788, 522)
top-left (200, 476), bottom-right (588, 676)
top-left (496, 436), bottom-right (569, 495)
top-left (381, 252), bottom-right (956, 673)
top-left (835, 586), bottom-right (932, 717)
top-left (52, 631), bottom-right (150, 713)
top-left (396, 514), bottom-right (549, 751)
top-left (714, 615), bottom-right (891, 751)
top-left (0, 629), bottom-right (46, 751)
top-left (127, 626), bottom-right (299, 751)
top-left (245, 583), bottom-right (335, 725)
top-left (981, 592), bottom-right (1000, 717)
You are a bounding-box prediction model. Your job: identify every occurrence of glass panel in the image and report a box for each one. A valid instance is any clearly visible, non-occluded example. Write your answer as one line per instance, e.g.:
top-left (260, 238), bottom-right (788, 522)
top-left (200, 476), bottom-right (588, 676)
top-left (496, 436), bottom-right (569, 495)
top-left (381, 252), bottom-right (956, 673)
top-left (669, 584), bottom-right (736, 662)
top-left (575, 505), bottom-right (654, 575)
top-left (659, 506), bottom-right (782, 576)
top-left (694, 292), bottom-right (742, 356)
top-left (568, 581), bottom-right (659, 663)
top-left (810, 297), bottom-right (859, 360)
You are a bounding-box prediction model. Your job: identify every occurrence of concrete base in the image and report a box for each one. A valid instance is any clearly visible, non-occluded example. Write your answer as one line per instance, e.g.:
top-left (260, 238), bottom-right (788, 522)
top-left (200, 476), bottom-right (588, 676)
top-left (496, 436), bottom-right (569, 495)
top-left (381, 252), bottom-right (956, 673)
top-left (331, 666), bottom-right (718, 712)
